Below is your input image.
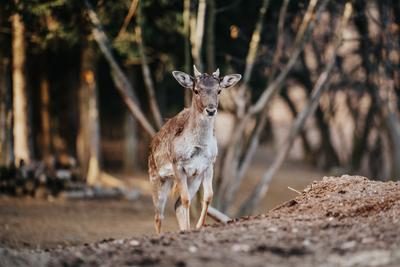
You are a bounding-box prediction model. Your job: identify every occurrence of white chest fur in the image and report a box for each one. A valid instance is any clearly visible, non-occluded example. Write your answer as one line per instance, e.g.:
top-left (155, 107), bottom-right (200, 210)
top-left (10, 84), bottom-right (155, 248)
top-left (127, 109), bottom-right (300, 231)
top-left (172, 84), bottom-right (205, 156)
top-left (158, 117), bottom-right (218, 179)
top-left (174, 131), bottom-right (217, 178)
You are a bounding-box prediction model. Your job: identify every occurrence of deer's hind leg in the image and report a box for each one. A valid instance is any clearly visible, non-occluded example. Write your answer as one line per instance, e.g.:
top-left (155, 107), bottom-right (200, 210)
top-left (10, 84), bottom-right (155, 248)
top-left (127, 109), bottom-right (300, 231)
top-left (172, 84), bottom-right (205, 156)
top-left (150, 176), bottom-right (173, 234)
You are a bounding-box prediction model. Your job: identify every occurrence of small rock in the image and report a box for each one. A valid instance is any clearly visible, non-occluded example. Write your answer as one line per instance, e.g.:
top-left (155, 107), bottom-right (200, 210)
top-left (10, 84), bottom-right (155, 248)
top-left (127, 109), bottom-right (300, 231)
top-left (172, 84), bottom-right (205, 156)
top-left (129, 240), bottom-right (140, 246)
top-left (340, 240), bottom-right (357, 250)
top-left (303, 239), bottom-right (311, 247)
top-left (268, 227), bottom-right (278, 232)
top-left (361, 237), bottom-right (375, 244)
top-left (188, 246), bottom-right (197, 253)
top-left (231, 244), bottom-right (250, 252)
top-left (113, 239), bottom-right (125, 245)
top-left (98, 243), bottom-right (108, 250)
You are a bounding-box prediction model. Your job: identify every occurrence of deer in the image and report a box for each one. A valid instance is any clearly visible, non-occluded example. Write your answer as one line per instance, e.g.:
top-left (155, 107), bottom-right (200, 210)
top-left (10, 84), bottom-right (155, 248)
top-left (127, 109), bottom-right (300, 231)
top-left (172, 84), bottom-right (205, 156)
top-left (148, 66), bottom-right (241, 233)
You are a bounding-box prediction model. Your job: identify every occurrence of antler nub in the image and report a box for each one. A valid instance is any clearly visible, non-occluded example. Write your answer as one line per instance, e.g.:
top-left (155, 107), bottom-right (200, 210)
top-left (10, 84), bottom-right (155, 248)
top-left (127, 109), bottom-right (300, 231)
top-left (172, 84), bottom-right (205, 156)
top-left (212, 68), bottom-right (220, 78)
top-left (193, 65), bottom-right (201, 77)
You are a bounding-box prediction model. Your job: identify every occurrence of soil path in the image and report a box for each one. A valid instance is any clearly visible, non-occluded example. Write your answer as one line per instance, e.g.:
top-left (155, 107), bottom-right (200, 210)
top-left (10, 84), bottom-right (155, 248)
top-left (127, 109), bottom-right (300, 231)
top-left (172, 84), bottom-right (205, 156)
top-left (1, 175), bottom-right (399, 267)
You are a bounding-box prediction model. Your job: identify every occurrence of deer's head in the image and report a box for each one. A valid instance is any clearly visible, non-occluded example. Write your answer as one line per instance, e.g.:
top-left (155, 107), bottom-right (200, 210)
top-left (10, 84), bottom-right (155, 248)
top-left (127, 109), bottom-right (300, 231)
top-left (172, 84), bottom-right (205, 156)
top-left (173, 66), bottom-right (241, 117)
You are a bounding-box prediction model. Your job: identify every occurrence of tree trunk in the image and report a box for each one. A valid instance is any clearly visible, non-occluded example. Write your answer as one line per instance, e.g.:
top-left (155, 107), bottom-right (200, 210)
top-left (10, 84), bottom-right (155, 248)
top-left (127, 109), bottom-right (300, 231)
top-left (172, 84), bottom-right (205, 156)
top-left (40, 75), bottom-right (52, 162)
top-left (281, 90), bottom-right (313, 158)
top-left (79, 44), bottom-right (101, 185)
top-left (350, 101), bottom-right (375, 171)
top-left (123, 112), bottom-right (137, 173)
top-left (11, 6), bottom-right (31, 166)
top-left (297, 52), bottom-right (340, 168)
top-left (191, 0), bottom-right (206, 71)
top-left (0, 58), bottom-right (11, 166)
top-left (183, 0), bottom-right (192, 107)
top-left (205, 0), bottom-right (216, 73)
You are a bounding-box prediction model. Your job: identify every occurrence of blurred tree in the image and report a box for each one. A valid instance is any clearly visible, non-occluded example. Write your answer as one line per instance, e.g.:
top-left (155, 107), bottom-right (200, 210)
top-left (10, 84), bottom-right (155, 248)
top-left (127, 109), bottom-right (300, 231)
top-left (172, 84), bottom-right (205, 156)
top-left (39, 73), bottom-right (51, 163)
top-left (79, 44), bottom-right (101, 186)
top-left (12, 0), bottom-right (31, 165)
top-left (0, 3), bottom-right (12, 166)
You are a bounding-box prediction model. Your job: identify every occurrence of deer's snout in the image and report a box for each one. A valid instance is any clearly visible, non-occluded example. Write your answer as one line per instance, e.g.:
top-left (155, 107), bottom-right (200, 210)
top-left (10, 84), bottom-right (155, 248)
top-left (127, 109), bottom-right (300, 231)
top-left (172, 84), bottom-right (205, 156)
top-left (205, 107), bottom-right (217, 116)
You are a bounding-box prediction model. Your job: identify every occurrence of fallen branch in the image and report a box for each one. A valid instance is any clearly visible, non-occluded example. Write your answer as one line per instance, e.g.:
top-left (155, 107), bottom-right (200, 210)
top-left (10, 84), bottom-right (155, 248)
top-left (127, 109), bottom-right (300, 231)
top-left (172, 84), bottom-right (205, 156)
top-left (207, 206), bottom-right (231, 223)
top-left (288, 186), bottom-right (301, 195)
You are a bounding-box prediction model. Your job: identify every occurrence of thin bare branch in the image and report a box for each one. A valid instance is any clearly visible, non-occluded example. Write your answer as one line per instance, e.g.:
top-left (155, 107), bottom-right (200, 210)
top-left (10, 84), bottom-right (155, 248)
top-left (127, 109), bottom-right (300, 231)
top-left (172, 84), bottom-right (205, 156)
top-left (249, 0), bottom-right (323, 115)
top-left (116, 0), bottom-right (139, 39)
top-left (238, 2), bottom-right (353, 216)
top-left (288, 186), bottom-right (302, 194)
top-left (269, 0), bottom-right (290, 79)
top-left (85, 0), bottom-right (156, 137)
top-left (218, 0), bottom-right (325, 211)
top-left (222, 0), bottom-right (288, 210)
top-left (135, 2), bottom-right (163, 129)
top-left (236, 0), bottom-right (271, 117)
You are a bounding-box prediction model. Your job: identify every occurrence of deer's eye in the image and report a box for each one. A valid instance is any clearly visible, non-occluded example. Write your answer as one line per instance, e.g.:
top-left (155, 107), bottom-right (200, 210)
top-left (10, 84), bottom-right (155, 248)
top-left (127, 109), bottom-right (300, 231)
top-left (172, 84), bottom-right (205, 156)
top-left (194, 89), bottom-right (199, 95)
top-left (218, 90), bottom-right (221, 95)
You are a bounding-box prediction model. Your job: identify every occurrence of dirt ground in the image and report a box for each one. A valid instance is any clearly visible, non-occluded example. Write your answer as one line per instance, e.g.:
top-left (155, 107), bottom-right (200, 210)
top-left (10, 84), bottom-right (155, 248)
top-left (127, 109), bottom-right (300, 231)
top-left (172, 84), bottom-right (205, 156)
top-left (1, 175), bottom-right (399, 267)
top-left (0, 159), bottom-right (324, 250)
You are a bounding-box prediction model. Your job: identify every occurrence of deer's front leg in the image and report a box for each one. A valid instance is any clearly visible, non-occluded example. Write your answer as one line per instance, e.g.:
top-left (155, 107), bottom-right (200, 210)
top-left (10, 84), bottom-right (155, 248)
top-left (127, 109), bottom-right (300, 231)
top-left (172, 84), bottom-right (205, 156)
top-left (196, 167), bottom-right (213, 229)
top-left (173, 163), bottom-right (191, 231)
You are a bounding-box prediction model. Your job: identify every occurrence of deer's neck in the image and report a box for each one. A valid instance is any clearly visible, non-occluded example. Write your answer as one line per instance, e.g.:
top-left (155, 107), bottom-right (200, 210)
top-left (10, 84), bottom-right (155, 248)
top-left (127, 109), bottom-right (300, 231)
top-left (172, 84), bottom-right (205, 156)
top-left (188, 103), bottom-right (215, 145)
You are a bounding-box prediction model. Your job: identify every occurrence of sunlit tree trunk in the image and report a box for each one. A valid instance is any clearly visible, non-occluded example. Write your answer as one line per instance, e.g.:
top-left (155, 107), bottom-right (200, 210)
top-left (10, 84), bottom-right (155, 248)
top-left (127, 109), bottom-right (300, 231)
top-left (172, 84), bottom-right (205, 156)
top-left (78, 44), bottom-right (101, 185)
top-left (12, 7), bottom-right (31, 166)
top-left (77, 62), bottom-right (89, 177)
top-left (190, 0), bottom-right (206, 71)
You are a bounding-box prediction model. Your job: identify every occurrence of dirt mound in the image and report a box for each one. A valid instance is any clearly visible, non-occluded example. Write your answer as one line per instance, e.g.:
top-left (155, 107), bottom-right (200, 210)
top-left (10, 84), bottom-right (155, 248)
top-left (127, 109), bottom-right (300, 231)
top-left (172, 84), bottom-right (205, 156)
top-left (272, 175), bottom-right (400, 218)
top-left (1, 175), bottom-right (400, 267)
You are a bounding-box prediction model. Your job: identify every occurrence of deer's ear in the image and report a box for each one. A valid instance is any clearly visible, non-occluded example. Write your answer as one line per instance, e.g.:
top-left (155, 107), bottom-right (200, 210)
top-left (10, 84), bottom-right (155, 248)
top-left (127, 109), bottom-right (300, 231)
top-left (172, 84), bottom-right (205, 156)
top-left (172, 71), bottom-right (194, 88)
top-left (220, 74), bottom-right (242, 89)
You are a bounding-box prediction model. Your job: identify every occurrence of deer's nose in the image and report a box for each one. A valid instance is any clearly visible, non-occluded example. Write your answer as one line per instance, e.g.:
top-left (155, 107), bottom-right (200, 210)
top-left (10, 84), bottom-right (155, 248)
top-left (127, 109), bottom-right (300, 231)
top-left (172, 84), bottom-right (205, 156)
top-left (206, 108), bottom-right (217, 116)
